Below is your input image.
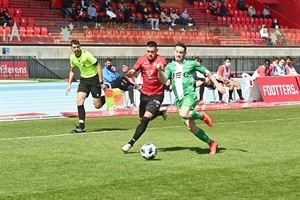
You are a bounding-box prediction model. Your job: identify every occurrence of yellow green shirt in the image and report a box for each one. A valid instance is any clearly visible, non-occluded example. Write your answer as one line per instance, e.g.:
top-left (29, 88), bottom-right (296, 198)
top-left (70, 50), bottom-right (98, 78)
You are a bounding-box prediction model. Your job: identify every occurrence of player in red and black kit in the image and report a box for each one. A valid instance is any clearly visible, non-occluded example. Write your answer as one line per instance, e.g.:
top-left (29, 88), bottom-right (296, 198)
top-left (121, 41), bottom-right (168, 153)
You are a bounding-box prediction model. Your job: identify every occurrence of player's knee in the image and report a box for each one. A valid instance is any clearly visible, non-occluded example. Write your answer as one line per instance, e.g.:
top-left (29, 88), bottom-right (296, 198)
top-left (94, 103), bottom-right (101, 109)
top-left (179, 112), bottom-right (189, 119)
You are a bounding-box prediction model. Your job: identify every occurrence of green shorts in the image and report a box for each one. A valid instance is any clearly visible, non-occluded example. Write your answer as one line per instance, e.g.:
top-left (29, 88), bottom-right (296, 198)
top-left (176, 92), bottom-right (198, 111)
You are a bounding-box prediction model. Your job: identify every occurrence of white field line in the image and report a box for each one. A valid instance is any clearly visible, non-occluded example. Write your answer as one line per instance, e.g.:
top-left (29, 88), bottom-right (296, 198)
top-left (1, 117), bottom-right (300, 141)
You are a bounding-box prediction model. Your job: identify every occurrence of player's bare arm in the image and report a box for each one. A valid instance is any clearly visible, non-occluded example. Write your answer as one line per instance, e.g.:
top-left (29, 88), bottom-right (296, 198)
top-left (95, 62), bottom-right (106, 90)
top-left (126, 68), bottom-right (136, 78)
top-left (205, 70), bottom-right (226, 94)
top-left (66, 67), bottom-right (76, 95)
top-left (156, 63), bottom-right (168, 84)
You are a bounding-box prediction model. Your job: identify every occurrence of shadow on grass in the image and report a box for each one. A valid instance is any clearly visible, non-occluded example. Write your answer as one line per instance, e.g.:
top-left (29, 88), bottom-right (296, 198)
top-left (90, 128), bottom-right (129, 132)
top-left (158, 146), bottom-right (227, 154)
top-left (159, 146), bottom-right (248, 154)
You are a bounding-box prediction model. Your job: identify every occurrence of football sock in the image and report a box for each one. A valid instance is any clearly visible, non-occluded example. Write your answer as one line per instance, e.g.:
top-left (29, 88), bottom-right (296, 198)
top-left (101, 96), bottom-right (106, 106)
top-left (191, 110), bottom-right (202, 120)
top-left (195, 129), bottom-right (212, 144)
top-left (237, 89), bottom-right (243, 99)
top-left (78, 105), bottom-right (85, 129)
top-left (199, 85), bottom-right (205, 100)
top-left (218, 91), bottom-right (223, 101)
top-left (229, 89), bottom-right (234, 100)
top-left (129, 117), bottom-right (150, 146)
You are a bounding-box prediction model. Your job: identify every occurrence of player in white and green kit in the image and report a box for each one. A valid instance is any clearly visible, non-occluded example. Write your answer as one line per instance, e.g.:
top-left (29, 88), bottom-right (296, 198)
top-left (157, 42), bottom-right (226, 154)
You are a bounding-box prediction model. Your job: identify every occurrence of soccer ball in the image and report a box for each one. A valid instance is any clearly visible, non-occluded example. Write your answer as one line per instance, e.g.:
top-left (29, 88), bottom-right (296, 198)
top-left (140, 143), bottom-right (157, 160)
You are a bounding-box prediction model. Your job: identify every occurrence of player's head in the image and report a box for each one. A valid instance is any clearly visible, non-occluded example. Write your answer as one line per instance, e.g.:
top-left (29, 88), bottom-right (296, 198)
top-left (105, 58), bottom-right (113, 68)
top-left (264, 59), bottom-right (271, 68)
top-left (194, 56), bottom-right (202, 64)
top-left (224, 57), bottom-right (231, 66)
top-left (146, 41), bottom-right (158, 61)
top-left (70, 39), bottom-right (81, 56)
top-left (174, 42), bottom-right (187, 62)
top-left (272, 56), bottom-right (279, 64)
top-left (286, 56), bottom-right (293, 65)
top-left (278, 57), bottom-right (286, 66)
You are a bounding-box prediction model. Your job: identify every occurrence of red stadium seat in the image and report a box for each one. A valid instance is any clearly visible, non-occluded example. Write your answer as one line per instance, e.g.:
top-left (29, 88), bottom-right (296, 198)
top-left (40, 27), bottom-right (48, 36)
top-left (26, 27), bottom-right (33, 36)
top-left (19, 26), bottom-right (26, 37)
top-left (245, 17), bottom-right (250, 24)
top-left (20, 18), bottom-right (28, 26)
top-left (33, 27), bottom-right (40, 36)
top-left (27, 18), bottom-right (34, 27)
top-left (85, 29), bottom-right (93, 37)
top-left (92, 29), bottom-right (99, 37)
top-left (193, 1), bottom-right (199, 8)
top-left (231, 16), bottom-right (237, 24)
top-left (14, 9), bottom-right (22, 17)
top-left (2, 0), bottom-right (9, 7)
top-left (7, 8), bottom-right (14, 17)
top-left (241, 17), bottom-right (245, 24)
top-left (238, 10), bottom-right (243, 17)
top-left (234, 10), bottom-right (238, 16)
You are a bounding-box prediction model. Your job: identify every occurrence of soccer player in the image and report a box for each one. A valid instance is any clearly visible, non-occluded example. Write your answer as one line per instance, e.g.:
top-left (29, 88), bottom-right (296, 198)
top-left (251, 59), bottom-right (273, 80)
top-left (217, 57), bottom-right (245, 103)
top-left (121, 41), bottom-right (168, 153)
top-left (66, 39), bottom-right (106, 133)
top-left (156, 42), bottom-right (226, 154)
top-left (193, 56), bottom-right (216, 104)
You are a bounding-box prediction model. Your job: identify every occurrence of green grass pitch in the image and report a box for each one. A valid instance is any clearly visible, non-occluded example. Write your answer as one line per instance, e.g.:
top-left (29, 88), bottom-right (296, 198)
top-left (0, 105), bottom-right (299, 200)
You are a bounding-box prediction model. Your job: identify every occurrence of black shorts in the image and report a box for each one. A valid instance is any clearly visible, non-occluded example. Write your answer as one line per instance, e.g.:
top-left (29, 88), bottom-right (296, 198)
top-left (139, 93), bottom-right (164, 118)
top-left (77, 75), bottom-right (102, 98)
top-left (110, 76), bottom-right (134, 91)
top-left (195, 77), bottom-right (216, 90)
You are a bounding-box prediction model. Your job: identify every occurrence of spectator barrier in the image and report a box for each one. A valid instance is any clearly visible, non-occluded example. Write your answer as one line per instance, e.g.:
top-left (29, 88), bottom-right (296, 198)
top-left (249, 76), bottom-right (300, 103)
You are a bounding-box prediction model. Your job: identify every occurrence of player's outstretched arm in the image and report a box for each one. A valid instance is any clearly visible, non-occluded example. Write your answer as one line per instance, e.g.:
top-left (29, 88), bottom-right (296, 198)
top-left (156, 63), bottom-right (168, 84)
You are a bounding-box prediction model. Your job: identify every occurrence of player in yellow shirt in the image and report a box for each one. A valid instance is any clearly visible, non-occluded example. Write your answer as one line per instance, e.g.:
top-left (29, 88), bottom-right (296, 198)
top-left (66, 39), bottom-right (106, 133)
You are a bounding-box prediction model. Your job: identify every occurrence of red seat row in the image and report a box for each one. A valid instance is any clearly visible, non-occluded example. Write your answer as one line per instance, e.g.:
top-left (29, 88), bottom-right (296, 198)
top-left (218, 16), bottom-right (272, 26)
top-left (0, 26), bottom-right (48, 37)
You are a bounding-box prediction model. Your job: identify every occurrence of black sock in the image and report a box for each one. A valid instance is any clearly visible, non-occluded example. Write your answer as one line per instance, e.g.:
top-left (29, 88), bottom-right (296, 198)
top-left (237, 89), bottom-right (244, 100)
top-left (129, 117), bottom-right (150, 146)
top-left (78, 105), bottom-right (85, 129)
top-left (199, 85), bottom-right (205, 100)
top-left (218, 91), bottom-right (223, 101)
top-left (229, 90), bottom-right (234, 100)
top-left (101, 96), bottom-right (106, 106)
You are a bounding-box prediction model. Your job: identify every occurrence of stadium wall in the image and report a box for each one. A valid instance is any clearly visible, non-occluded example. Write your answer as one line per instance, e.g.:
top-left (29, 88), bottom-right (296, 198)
top-left (1, 46), bottom-right (300, 59)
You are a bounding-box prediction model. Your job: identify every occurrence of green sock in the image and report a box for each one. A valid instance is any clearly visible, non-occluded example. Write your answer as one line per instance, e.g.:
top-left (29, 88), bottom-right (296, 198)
top-left (191, 110), bottom-right (203, 120)
top-left (195, 129), bottom-right (212, 144)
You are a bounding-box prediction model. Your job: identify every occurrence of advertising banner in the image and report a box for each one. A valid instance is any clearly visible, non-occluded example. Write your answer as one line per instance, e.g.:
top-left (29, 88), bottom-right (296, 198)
top-left (256, 76), bottom-right (300, 102)
top-left (0, 61), bottom-right (29, 79)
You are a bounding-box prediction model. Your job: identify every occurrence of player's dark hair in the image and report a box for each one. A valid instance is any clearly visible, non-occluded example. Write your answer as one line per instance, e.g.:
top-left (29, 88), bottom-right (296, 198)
top-left (224, 57), bottom-right (231, 61)
top-left (175, 42), bottom-right (186, 52)
top-left (146, 41), bottom-right (157, 47)
top-left (194, 56), bottom-right (202, 63)
top-left (272, 56), bottom-right (279, 61)
top-left (264, 59), bottom-right (271, 64)
top-left (70, 39), bottom-right (80, 46)
top-left (286, 56), bottom-right (293, 61)
top-left (279, 56), bottom-right (286, 61)
top-left (106, 58), bottom-right (113, 62)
